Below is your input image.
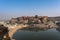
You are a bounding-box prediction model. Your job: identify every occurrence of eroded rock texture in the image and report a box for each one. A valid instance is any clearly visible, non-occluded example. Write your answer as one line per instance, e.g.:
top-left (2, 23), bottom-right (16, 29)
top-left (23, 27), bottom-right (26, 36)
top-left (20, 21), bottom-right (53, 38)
top-left (0, 25), bottom-right (10, 40)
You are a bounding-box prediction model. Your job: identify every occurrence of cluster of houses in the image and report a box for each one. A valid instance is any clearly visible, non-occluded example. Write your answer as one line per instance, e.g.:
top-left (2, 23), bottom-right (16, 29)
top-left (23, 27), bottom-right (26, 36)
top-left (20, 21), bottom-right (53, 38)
top-left (9, 15), bottom-right (49, 25)
top-left (0, 15), bottom-right (57, 29)
top-left (9, 15), bottom-right (57, 30)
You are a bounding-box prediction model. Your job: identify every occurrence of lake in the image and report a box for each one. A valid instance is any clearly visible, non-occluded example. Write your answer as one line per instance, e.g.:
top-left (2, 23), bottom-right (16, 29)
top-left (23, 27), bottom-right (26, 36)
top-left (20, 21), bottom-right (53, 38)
top-left (13, 29), bottom-right (60, 40)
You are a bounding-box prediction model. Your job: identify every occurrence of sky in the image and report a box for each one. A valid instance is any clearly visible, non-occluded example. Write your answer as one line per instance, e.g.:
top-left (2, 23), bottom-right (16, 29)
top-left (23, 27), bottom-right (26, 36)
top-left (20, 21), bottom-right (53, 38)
top-left (0, 0), bottom-right (60, 20)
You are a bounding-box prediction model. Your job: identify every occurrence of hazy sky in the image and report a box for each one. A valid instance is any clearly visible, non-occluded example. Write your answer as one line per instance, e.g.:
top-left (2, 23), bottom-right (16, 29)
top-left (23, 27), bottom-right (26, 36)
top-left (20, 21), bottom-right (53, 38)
top-left (0, 0), bottom-right (60, 20)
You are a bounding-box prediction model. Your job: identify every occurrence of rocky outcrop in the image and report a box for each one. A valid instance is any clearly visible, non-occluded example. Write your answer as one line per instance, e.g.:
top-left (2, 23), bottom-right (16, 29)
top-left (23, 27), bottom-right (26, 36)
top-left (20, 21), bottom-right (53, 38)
top-left (0, 24), bottom-right (10, 40)
top-left (0, 24), bottom-right (29, 40)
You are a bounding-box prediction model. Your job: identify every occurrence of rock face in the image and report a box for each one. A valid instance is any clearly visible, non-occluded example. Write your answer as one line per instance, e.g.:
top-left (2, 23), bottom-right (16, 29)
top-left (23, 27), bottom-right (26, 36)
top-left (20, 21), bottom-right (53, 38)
top-left (0, 25), bottom-right (8, 35)
top-left (0, 25), bottom-right (10, 40)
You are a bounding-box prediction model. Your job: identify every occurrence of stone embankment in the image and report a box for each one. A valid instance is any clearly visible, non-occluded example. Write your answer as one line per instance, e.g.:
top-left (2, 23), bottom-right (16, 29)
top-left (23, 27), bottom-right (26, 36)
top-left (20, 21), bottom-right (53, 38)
top-left (29, 21), bottom-right (58, 30)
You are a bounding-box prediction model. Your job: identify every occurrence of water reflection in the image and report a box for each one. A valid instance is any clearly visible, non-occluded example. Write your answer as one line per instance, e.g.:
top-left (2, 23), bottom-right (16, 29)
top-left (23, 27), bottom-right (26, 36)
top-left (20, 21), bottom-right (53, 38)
top-left (12, 28), bottom-right (60, 40)
top-left (20, 27), bottom-right (49, 32)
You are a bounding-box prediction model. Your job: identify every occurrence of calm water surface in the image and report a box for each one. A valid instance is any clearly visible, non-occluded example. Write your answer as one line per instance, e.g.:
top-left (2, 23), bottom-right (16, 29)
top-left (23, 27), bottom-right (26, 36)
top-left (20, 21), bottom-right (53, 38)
top-left (13, 29), bottom-right (60, 40)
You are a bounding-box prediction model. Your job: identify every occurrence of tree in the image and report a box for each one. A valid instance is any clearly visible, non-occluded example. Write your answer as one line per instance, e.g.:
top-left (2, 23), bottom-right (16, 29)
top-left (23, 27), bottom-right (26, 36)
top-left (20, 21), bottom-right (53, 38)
top-left (35, 15), bottom-right (38, 18)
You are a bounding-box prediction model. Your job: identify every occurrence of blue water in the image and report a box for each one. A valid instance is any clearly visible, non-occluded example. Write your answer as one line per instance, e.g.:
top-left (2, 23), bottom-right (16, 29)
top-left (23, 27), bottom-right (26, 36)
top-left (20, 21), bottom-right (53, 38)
top-left (13, 29), bottom-right (60, 40)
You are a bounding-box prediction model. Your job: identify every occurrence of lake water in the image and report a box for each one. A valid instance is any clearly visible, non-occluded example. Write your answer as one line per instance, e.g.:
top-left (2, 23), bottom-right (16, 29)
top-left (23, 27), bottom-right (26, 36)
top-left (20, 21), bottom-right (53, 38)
top-left (13, 29), bottom-right (60, 40)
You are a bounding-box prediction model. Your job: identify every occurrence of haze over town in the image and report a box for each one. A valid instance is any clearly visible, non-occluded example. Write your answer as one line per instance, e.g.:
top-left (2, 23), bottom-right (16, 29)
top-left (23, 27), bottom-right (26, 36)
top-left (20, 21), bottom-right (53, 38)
top-left (0, 0), bottom-right (60, 20)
